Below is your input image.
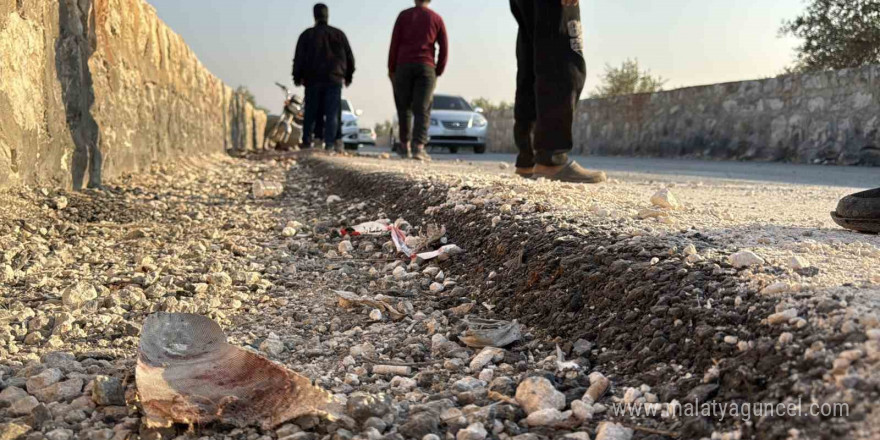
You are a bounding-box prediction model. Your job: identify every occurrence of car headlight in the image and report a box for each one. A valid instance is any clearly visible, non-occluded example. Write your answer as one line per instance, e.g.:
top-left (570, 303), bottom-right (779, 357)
top-left (472, 115), bottom-right (488, 127)
top-left (431, 119), bottom-right (439, 126)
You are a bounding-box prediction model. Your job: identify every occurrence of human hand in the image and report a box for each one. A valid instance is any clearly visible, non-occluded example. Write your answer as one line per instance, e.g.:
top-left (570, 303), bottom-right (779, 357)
top-left (562, 0), bottom-right (579, 5)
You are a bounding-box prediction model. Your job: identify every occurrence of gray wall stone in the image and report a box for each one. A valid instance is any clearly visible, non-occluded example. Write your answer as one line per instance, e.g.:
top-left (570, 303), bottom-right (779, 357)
top-left (486, 66), bottom-right (880, 166)
top-left (0, 0), bottom-right (267, 189)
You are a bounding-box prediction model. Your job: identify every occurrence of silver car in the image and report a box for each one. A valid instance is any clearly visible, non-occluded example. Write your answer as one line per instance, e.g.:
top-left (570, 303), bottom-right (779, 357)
top-left (392, 94), bottom-right (488, 154)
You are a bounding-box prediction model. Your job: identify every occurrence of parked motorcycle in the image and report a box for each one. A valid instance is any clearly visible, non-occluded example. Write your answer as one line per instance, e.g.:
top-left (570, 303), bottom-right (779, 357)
top-left (263, 82), bottom-right (304, 150)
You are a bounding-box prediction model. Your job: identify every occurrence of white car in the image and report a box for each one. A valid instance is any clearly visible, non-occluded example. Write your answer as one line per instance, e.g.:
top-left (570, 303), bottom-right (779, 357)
top-left (341, 98), bottom-right (364, 149)
top-left (357, 128), bottom-right (377, 145)
top-left (391, 94), bottom-right (488, 154)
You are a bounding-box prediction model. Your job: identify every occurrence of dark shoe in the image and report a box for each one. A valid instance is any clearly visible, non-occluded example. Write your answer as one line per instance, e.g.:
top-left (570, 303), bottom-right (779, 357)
top-left (534, 160), bottom-right (607, 184)
top-left (516, 167), bottom-right (535, 179)
top-left (397, 143), bottom-right (412, 159)
top-left (831, 188), bottom-right (880, 233)
top-left (412, 145), bottom-right (432, 162)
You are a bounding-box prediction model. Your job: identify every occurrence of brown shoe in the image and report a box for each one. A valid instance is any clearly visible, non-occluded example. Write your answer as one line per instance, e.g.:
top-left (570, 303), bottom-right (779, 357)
top-left (516, 167), bottom-right (535, 179)
top-left (534, 160), bottom-right (607, 184)
top-left (412, 144), bottom-right (432, 162)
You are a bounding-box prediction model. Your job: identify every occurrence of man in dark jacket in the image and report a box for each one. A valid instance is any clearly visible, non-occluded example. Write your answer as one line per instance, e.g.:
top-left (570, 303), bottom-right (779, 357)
top-left (388, 0), bottom-right (448, 161)
top-left (293, 3), bottom-right (355, 151)
top-left (510, 0), bottom-right (606, 183)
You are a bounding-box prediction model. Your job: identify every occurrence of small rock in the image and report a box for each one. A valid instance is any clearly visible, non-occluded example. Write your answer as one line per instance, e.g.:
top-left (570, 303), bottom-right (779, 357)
top-left (729, 250), bottom-right (765, 268)
top-left (0, 422), bottom-right (31, 440)
top-left (62, 283), bottom-right (98, 308)
top-left (9, 395), bottom-right (40, 416)
top-left (399, 411), bottom-right (439, 439)
top-left (572, 339), bottom-right (592, 356)
top-left (525, 408), bottom-right (569, 427)
top-left (562, 433), bottom-right (591, 440)
top-left (31, 378), bottom-right (83, 403)
top-left (761, 282), bottom-right (791, 295)
top-left (327, 195), bottom-right (342, 204)
top-left (369, 309), bottom-right (383, 321)
top-left (469, 347), bottom-right (504, 371)
top-left (595, 422), bottom-right (634, 440)
top-left (788, 256), bottom-right (810, 270)
top-left (282, 227), bottom-right (298, 237)
top-left (515, 377), bottom-right (566, 414)
top-left (571, 399), bottom-right (593, 421)
top-left (682, 244), bottom-right (697, 256)
top-left (92, 376), bottom-right (125, 406)
top-left (339, 241), bottom-right (354, 254)
top-left (26, 369), bottom-right (63, 393)
top-left (456, 423), bottom-right (487, 440)
top-left (260, 334), bottom-right (286, 357)
top-left (0, 387), bottom-right (28, 406)
top-left (650, 188), bottom-right (680, 210)
top-left (768, 309), bottom-right (798, 326)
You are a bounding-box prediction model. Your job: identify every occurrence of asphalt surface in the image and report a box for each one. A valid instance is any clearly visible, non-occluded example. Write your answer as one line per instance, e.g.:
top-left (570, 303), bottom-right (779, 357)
top-left (358, 145), bottom-right (879, 189)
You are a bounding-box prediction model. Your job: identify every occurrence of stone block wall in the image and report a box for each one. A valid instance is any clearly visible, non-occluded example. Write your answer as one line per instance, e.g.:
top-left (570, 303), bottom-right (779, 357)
top-left (0, 0), bottom-right (266, 189)
top-left (486, 66), bottom-right (880, 165)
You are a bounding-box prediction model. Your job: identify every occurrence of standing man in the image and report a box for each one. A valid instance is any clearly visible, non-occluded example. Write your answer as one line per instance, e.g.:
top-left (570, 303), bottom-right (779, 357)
top-left (388, 0), bottom-right (448, 161)
top-left (293, 3), bottom-right (355, 152)
top-left (510, 0), bottom-right (606, 183)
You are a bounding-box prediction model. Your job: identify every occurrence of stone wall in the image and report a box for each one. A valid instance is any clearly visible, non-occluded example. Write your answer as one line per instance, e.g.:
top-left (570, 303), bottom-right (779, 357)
top-left (0, 0), bottom-right (266, 189)
top-left (486, 65), bottom-right (880, 166)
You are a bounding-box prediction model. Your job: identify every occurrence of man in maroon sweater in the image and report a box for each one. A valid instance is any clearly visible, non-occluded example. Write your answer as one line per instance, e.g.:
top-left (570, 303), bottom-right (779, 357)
top-left (388, 0), bottom-right (448, 161)
top-left (510, 0), bottom-right (607, 183)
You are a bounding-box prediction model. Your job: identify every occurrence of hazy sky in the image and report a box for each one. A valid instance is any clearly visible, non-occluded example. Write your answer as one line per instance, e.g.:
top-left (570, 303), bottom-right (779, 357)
top-left (148, 0), bottom-right (804, 126)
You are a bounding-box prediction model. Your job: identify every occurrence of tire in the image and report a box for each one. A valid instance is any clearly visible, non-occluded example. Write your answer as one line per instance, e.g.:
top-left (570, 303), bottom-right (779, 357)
top-left (448, 147), bottom-right (459, 154)
top-left (474, 144), bottom-right (487, 154)
top-left (345, 143), bottom-right (359, 151)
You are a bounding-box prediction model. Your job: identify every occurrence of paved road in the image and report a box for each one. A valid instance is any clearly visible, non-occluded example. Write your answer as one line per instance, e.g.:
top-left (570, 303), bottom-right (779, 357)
top-left (358, 145), bottom-right (879, 189)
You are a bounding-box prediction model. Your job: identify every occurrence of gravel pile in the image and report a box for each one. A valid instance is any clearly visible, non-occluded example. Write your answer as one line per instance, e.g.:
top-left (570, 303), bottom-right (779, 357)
top-left (0, 151), bottom-right (876, 440)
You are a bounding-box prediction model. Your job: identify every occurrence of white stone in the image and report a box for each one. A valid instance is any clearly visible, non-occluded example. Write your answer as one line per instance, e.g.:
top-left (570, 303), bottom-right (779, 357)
top-left (788, 256), bottom-right (810, 270)
top-left (729, 250), bottom-right (765, 268)
top-left (369, 309), bottom-right (383, 321)
top-left (326, 195), bottom-right (342, 204)
top-left (525, 408), bottom-right (569, 427)
top-left (429, 282), bottom-right (445, 293)
top-left (62, 283), bottom-right (97, 308)
top-left (683, 244), bottom-right (697, 256)
top-left (515, 377), bottom-right (566, 414)
top-left (761, 281), bottom-right (792, 295)
top-left (456, 423), bottom-right (487, 440)
top-left (650, 188), bottom-right (680, 210)
top-left (571, 399), bottom-right (594, 421)
top-left (595, 422), bottom-right (634, 440)
top-left (469, 347), bottom-right (505, 371)
top-left (282, 227), bottom-right (297, 237)
top-left (338, 241), bottom-right (354, 254)
top-left (768, 309), bottom-right (798, 325)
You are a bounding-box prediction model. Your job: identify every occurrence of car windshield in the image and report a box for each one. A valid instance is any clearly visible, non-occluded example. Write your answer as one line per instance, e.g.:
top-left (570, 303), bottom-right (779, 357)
top-left (433, 96), bottom-right (472, 111)
top-left (341, 99), bottom-right (352, 112)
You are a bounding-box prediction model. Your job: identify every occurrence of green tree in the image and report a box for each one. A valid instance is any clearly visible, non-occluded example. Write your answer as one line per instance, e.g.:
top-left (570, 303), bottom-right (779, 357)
top-left (590, 59), bottom-right (666, 99)
top-left (374, 120), bottom-right (393, 136)
top-left (780, 0), bottom-right (880, 72)
top-left (470, 98), bottom-right (512, 113)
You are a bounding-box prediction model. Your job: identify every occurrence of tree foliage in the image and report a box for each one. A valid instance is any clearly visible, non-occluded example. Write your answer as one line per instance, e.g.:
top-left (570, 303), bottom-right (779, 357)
top-left (590, 59), bottom-right (666, 99)
top-left (781, 0), bottom-right (880, 72)
top-left (470, 98), bottom-right (512, 113)
top-left (374, 120), bottom-right (393, 136)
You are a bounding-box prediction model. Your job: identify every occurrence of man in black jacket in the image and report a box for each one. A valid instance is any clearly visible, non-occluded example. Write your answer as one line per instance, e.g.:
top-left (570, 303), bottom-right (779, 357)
top-left (293, 3), bottom-right (355, 151)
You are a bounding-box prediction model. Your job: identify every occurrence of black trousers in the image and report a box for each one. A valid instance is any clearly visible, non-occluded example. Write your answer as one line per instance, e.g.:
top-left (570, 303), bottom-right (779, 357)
top-left (302, 83), bottom-right (342, 145)
top-left (315, 99), bottom-right (343, 145)
top-left (510, 0), bottom-right (587, 168)
top-left (394, 63), bottom-right (437, 146)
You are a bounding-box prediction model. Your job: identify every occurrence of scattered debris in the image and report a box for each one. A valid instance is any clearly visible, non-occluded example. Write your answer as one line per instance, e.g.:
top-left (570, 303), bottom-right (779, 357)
top-left (253, 181), bottom-right (284, 198)
top-left (136, 313), bottom-right (342, 429)
top-left (459, 319), bottom-right (522, 348)
top-left (389, 226), bottom-right (414, 258)
top-left (335, 290), bottom-right (406, 320)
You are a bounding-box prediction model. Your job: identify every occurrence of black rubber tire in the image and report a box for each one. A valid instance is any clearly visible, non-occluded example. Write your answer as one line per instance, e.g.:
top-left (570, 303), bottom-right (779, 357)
top-left (449, 147), bottom-right (459, 154)
top-left (474, 144), bottom-right (487, 154)
top-left (345, 144), bottom-right (360, 151)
